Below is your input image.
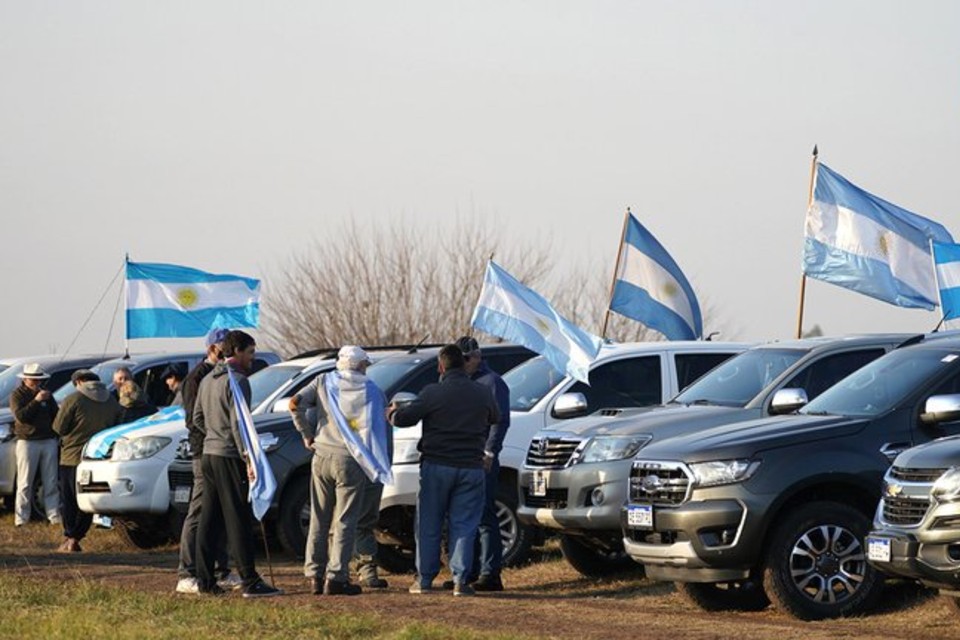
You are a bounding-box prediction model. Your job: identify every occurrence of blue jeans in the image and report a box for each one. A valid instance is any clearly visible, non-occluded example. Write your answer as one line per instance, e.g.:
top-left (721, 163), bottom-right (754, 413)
top-left (472, 457), bottom-right (503, 580)
top-left (415, 460), bottom-right (485, 586)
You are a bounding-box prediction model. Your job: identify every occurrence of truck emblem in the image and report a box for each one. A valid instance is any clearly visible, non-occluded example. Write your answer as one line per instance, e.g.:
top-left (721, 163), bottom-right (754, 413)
top-left (641, 474), bottom-right (662, 493)
top-left (537, 439), bottom-right (548, 456)
top-left (885, 482), bottom-right (903, 498)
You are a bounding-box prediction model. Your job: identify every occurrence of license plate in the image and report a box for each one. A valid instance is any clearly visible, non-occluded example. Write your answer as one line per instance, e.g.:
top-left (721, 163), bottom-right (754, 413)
top-left (174, 486), bottom-right (192, 503)
top-left (531, 471), bottom-right (547, 497)
top-left (627, 504), bottom-right (653, 529)
top-left (79, 469), bottom-right (92, 485)
top-left (867, 537), bottom-right (891, 563)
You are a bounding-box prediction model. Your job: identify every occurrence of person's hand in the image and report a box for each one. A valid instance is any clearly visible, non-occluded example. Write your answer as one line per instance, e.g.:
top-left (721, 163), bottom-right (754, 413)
top-left (303, 437), bottom-right (314, 451)
top-left (483, 453), bottom-right (494, 472)
top-left (386, 403), bottom-right (397, 423)
top-left (35, 390), bottom-right (51, 402)
top-left (288, 396), bottom-right (299, 412)
top-left (247, 463), bottom-right (255, 482)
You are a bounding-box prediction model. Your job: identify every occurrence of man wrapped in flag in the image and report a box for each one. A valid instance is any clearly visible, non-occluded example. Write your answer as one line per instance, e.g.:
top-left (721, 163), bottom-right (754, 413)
top-left (290, 345), bottom-right (392, 597)
top-left (193, 330), bottom-right (282, 598)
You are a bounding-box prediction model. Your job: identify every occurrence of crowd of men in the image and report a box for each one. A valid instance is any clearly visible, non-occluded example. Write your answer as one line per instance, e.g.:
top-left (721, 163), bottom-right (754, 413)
top-left (9, 329), bottom-right (512, 598)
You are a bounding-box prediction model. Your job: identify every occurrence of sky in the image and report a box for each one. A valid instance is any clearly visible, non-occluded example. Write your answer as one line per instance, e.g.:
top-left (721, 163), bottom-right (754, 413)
top-left (2, 1), bottom-right (959, 358)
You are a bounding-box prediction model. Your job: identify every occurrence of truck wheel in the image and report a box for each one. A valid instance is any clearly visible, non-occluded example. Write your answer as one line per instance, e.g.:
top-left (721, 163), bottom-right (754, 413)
top-left (497, 486), bottom-right (534, 568)
top-left (675, 579), bottom-right (769, 611)
top-left (277, 477), bottom-right (309, 557)
top-left (559, 534), bottom-right (642, 577)
top-left (763, 501), bottom-right (882, 620)
top-left (377, 543), bottom-right (416, 574)
top-left (114, 516), bottom-right (172, 549)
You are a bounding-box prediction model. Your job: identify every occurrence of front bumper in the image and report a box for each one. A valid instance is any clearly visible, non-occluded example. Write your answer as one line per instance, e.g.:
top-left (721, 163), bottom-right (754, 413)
top-left (517, 460), bottom-right (629, 533)
top-left (76, 452), bottom-right (176, 515)
top-left (379, 462), bottom-right (419, 510)
top-left (869, 500), bottom-right (960, 590)
top-left (0, 439), bottom-right (14, 495)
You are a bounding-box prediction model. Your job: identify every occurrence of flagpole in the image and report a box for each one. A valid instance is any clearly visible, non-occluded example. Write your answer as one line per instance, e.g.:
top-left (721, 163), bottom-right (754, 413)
top-left (796, 146), bottom-right (819, 338)
top-left (123, 253), bottom-right (130, 359)
top-left (601, 207), bottom-right (631, 340)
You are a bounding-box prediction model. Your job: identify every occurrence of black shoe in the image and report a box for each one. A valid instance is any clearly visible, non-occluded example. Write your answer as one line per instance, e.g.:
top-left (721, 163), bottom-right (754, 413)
top-left (360, 576), bottom-right (389, 589)
top-left (441, 579), bottom-right (455, 591)
top-left (311, 575), bottom-right (324, 595)
top-left (324, 579), bottom-right (362, 596)
top-left (453, 583), bottom-right (476, 597)
top-left (199, 584), bottom-right (226, 597)
top-left (242, 579), bottom-right (283, 599)
top-left (472, 574), bottom-right (504, 592)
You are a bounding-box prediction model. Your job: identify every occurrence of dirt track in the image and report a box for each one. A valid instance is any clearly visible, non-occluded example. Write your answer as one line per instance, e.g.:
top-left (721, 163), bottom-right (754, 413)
top-left (2, 520), bottom-right (959, 640)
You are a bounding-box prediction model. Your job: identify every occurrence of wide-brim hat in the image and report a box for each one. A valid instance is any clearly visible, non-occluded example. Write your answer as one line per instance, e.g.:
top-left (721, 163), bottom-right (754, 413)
top-left (17, 363), bottom-right (50, 380)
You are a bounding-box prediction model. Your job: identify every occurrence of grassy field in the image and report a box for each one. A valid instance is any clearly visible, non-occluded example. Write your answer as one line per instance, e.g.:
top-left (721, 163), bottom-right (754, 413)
top-left (3, 512), bottom-right (960, 640)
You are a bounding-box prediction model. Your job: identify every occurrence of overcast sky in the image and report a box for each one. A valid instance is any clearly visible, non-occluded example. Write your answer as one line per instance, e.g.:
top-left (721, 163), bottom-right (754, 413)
top-left (2, 1), bottom-right (959, 358)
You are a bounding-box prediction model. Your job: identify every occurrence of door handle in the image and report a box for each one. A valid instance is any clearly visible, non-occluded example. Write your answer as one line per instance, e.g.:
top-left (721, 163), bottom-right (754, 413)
top-left (879, 442), bottom-right (911, 462)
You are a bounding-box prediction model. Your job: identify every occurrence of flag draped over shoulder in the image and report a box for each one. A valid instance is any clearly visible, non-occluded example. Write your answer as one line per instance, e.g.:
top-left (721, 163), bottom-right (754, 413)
top-left (803, 164), bottom-right (953, 310)
top-left (228, 368), bottom-right (276, 521)
top-left (608, 214), bottom-right (702, 340)
top-left (323, 372), bottom-right (393, 485)
top-left (126, 261), bottom-right (260, 339)
top-left (471, 261), bottom-right (602, 384)
top-left (933, 242), bottom-right (960, 327)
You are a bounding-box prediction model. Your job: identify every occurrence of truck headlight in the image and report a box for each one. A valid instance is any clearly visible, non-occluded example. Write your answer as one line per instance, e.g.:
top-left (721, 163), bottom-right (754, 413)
top-left (577, 436), bottom-right (649, 464)
top-left (393, 439), bottom-right (420, 465)
top-left (933, 467), bottom-right (960, 501)
top-left (0, 422), bottom-right (12, 444)
top-left (111, 436), bottom-right (172, 461)
top-left (689, 459), bottom-right (760, 487)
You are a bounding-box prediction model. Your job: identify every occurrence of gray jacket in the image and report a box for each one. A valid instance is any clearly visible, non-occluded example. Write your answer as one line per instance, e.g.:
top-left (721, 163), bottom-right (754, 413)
top-left (195, 361), bottom-right (251, 459)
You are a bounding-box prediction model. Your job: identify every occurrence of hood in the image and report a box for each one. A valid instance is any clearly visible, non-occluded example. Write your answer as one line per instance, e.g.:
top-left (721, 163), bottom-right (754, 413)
top-left (634, 413), bottom-right (869, 463)
top-left (892, 435), bottom-right (960, 470)
top-left (211, 362), bottom-right (230, 379)
top-left (84, 406), bottom-right (186, 459)
top-left (78, 380), bottom-right (111, 402)
top-left (547, 404), bottom-right (749, 439)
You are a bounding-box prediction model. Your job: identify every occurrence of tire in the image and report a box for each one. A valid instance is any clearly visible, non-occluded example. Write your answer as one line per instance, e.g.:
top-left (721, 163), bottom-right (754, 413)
top-left (676, 579), bottom-right (769, 612)
top-left (377, 543), bottom-right (416, 574)
top-left (114, 516), bottom-right (173, 549)
top-left (558, 534), bottom-right (642, 578)
top-left (277, 476), bottom-right (310, 557)
top-left (762, 501), bottom-right (882, 620)
top-left (497, 485), bottom-right (534, 568)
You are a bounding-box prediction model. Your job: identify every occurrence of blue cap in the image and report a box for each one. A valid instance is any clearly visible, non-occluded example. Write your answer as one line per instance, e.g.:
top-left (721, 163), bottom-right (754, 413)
top-left (205, 328), bottom-right (230, 347)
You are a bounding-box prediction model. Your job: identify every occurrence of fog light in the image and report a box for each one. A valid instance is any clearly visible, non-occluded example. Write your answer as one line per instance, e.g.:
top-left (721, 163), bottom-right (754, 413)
top-left (590, 488), bottom-right (605, 506)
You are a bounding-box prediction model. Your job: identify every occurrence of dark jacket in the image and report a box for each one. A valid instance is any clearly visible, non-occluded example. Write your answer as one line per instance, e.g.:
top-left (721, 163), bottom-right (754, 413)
top-left (391, 368), bottom-right (500, 468)
top-left (10, 383), bottom-right (58, 440)
top-left (472, 361), bottom-right (511, 456)
top-left (119, 400), bottom-right (158, 425)
top-left (53, 381), bottom-right (124, 466)
top-left (195, 361), bottom-right (251, 460)
top-left (182, 359), bottom-right (216, 457)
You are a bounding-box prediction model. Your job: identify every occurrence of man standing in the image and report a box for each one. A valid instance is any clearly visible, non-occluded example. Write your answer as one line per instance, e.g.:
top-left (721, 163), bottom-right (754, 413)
top-left (176, 328), bottom-right (235, 594)
top-left (53, 370), bottom-right (123, 552)
top-left (291, 346), bottom-right (391, 596)
top-left (194, 330), bottom-right (281, 598)
top-left (388, 344), bottom-right (500, 596)
top-left (9, 363), bottom-right (60, 527)
top-left (456, 336), bottom-right (511, 592)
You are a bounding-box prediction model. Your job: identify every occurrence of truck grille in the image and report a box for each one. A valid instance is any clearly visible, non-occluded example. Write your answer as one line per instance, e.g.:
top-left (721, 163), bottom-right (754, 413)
top-left (882, 496), bottom-right (931, 526)
top-left (629, 462), bottom-right (691, 506)
top-left (525, 437), bottom-right (583, 469)
top-left (889, 466), bottom-right (947, 483)
top-left (522, 488), bottom-right (568, 509)
top-left (168, 469), bottom-right (194, 490)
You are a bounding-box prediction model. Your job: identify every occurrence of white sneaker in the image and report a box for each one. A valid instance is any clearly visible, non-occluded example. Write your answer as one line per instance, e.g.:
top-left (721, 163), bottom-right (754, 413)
top-left (175, 577), bottom-right (199, 594)
top-left (217, 572), bottom-right (243, 590)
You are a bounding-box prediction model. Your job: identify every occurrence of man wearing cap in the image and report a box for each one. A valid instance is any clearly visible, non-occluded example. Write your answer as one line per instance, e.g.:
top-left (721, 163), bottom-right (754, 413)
top-left (53, 370), bottom-right (124, 552)
top-left (175, 327), bottom-right (237, 594)
top-left (454, 336), bottom-right (511, 591)
top-left (291, 345), bottom-right (391, 597)
top-left (9, 364), bottom-right (60, 527)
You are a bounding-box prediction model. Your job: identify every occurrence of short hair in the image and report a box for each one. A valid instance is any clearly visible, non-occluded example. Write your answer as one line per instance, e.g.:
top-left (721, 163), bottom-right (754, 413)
top-left (114, 366), bottom-right (132, 378)
top-left (223, 330), bottom-right (256, 357)
top-left (438, 344), bottom-right (465, 371)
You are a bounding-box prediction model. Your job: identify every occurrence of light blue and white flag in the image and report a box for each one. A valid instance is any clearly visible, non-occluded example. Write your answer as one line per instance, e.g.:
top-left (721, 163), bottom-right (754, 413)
top-left (933, 242), bottom-right (960, 327)
top-left (609, 214), bottom-right (702, 341)
top-left (323, 372), bottom-right (393, 485)
top-left (126, 261), bottom-right (260, 339)
top-left (228, 368), bottom-right (276, 521)
top-left (471, 261), bottom-right (602, 384)
top-left (803, 164), bottom-right (953, 310)
top-left (85, 406), bottom-right (185, 460)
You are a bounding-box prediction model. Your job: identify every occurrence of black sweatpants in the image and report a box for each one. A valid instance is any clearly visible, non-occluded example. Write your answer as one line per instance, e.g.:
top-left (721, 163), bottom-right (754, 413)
top-left (59, 465), bottom-right (92, 541)
top-left (196, 454), bottom-right (260, 591)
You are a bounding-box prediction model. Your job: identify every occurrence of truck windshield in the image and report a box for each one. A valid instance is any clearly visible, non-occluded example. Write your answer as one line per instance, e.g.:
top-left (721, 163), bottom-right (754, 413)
top-left (504, 356), bottom-right (567, 412)
top-left (673, 348), bottom-right (807, 407)
top-left (801, 347), bottom-right (960, 418)
top-left (248, 364), bottom-right (305, 410)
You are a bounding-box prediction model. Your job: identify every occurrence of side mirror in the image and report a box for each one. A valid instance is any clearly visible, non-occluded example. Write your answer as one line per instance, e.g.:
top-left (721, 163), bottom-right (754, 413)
top-left (390, 392), bottom-right (418, 409)
top-left (920, 394), bottom-right (960, 425)
top-left (272, 398), bottom-right (291, 413)
top-left (770, 388), bottom-right (809, 415)
top-left (552, 392), bottom-right (588, 419)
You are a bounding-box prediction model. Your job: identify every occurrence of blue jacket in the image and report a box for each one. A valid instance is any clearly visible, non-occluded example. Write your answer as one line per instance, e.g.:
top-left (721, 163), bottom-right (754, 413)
top-left (472, 361), bottom-right (511, 456)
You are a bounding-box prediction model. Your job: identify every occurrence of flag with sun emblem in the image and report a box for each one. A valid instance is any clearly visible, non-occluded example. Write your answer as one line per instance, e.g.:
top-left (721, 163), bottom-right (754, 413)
top-left (609, 214), bottom-right (702, 340)
top-left (471, 261), bottom-right (602, 383)
top-left (125, 261), bottom-right (260, 338)
top-left (803, 164), bottom-right (952, 310)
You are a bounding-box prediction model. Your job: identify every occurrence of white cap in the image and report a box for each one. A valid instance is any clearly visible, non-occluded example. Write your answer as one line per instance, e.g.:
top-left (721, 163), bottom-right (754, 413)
top-left (337, 345), bottom-right (372, 371)
top-left (17, 363), bottom-right (50, 380)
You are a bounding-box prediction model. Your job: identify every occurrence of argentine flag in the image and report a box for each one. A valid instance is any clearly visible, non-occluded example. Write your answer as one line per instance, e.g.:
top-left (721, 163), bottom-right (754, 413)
top-left (608, 214), bottom-right (702, 341)
top-left (471, 261), bottom-right (602, 384)
top-left (126, 261), bottom-right (260, 339)
top-left (228, 368), bottom-right (277, 521)
top-left (933, 242), bottom-right (960, 327)
top-left (803, 164), bottom-right (952, 310)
